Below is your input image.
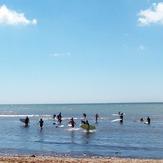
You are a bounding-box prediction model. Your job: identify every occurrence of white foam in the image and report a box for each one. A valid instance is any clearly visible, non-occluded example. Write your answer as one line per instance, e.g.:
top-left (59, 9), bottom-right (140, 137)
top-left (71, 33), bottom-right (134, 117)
top-left (82, 129), bottom-right (96, 133)
top-left (56, 125), bottom-right (64, 128)
top-left (0, 114), bottom-right (39, 117)
top-left (66, 128), bottom-right (81, 131)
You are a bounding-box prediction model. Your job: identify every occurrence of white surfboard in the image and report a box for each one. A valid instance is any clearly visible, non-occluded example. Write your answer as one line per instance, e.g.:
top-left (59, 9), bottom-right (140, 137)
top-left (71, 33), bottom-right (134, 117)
top-left (112, 114), bottom-right (119, 116)
top-left (111, 118), bottom-right (122, 122)
top-left (56, 125), bottom-right (64, 128)
top-left (112, 113), bottom-right (125, 116)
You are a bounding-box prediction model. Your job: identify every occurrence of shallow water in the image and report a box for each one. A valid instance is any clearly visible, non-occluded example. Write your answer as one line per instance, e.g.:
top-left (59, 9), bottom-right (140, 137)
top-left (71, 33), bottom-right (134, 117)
top-left (0, 103), bottom-right (163, 159)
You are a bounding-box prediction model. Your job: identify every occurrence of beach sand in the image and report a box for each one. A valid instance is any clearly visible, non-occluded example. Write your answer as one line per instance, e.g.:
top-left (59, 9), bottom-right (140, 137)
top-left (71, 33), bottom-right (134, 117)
top-left (0, 157), bottom-right (163, 163)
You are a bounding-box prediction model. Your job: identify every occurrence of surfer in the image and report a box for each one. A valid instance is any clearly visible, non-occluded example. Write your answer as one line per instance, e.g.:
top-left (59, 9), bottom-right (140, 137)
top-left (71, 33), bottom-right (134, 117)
top-left (118, 112), bottom-right (121, 115)
top-left (120, 113), bottom-right (123, 123)
top-left (83, 113), bottom-right (86, 119)
top-left (147, 116), bottom-right (151, 124)
top-left (95, 114), bottom-right (99, 123)
top-left (53, 114), bottom-right (56, 119)
top-left (57, 112), bottom-right (62, 123)
top-left (39, 118), bottom-right (44, 129)
top-left (25, 116), bottom-right (29, 127)
top-left (85, 120), bottom-right (90, 130)
top-left (140, 118), bottom-right (144, 122)
top-left (68, 118), bottom-right (76, 128)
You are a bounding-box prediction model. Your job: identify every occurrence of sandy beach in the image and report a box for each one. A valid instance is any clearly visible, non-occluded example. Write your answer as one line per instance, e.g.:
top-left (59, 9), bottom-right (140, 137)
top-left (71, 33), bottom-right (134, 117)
top-left (0, 157), bottom-right (163, 163)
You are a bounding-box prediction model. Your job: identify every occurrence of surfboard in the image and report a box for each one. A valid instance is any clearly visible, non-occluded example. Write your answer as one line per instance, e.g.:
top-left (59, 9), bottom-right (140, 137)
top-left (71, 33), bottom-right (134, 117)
top-left (112, 114), bottom-right (119, 116)
top-left (112, 113), bottom-right (125, 116)
top-left (20, 118), bottom-right (26, 123)
top-left (20, 118), bottom-right (30, 123)
top-left (111, 118), bottom-right (122, 122)
top-left (56, 125), bottom-right (64, 128)
top-left (80, 124), bottom-right (96, 130)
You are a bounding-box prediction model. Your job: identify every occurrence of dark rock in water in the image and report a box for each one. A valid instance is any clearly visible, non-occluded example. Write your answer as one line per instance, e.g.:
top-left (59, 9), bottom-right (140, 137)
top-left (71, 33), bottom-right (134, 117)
top-left (30, 155), bottom-right (35, 157)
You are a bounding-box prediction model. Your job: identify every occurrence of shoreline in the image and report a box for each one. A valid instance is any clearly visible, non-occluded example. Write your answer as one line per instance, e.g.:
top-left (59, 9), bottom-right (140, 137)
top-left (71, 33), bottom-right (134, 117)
top-left (0, 156), bottom-right (163, 163)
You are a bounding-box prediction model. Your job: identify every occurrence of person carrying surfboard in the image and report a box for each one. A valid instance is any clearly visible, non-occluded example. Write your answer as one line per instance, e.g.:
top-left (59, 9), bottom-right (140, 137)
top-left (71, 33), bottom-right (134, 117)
top-left (147, 116), bottom-right (151, 124)
top-left (25, 116), bottom-right (29, 127)
top-left (120, 113), bottom-right (123, 123)
top-left (68, 118), bottom-right (76, 128)
top-left (85, 120), bottom-right (90, 130)
top-left (80, 120), bottom-right (96, 130)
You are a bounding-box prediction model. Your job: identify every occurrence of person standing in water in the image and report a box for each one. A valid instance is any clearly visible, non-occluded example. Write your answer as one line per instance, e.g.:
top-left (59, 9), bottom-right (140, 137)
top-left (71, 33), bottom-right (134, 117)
top-left (68, 118), bottom-right (76, 128)
top-left (85, 120), bottom-right (90, 130)
top-left (95, 114), bottom-right (99, 123)
top-left (53, 114), bottom-right (56, 119)
top-left (57, 112), bottom-right (62, 123)
top-left (25, 116), bottom-right (29, 127)
top-left (120, 113), bottom-right (123, 124)
top-left (147, 116), bottom-right (151, 124)
top-left (39, 119), bottom-right (44, 129)
top-left (83, 113), bottom-right (86, 119)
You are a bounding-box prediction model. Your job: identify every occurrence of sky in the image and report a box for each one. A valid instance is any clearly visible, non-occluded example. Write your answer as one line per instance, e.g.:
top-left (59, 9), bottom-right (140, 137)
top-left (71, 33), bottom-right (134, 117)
top-left (0, 0), bottom-right (163, 104)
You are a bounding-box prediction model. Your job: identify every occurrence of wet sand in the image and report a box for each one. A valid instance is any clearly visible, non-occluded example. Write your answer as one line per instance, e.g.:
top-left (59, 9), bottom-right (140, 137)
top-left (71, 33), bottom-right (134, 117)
top-left (0, 157), bottom-right (163, 163)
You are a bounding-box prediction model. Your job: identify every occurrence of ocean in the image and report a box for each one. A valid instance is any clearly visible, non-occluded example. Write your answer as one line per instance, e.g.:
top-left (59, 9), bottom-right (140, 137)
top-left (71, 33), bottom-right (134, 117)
top-left (0, 103), bottom-right (163, 159)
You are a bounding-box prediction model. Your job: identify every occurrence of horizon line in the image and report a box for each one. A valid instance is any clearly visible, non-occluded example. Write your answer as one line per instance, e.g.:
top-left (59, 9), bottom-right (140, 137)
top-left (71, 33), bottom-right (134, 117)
top-left (0, 102), bottom-right (163, 105)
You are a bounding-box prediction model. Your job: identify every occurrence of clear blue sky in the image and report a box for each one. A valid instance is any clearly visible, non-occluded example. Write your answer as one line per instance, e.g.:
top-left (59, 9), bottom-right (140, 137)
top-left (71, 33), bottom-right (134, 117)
top-left (0, 0), bottom-right (163, 104)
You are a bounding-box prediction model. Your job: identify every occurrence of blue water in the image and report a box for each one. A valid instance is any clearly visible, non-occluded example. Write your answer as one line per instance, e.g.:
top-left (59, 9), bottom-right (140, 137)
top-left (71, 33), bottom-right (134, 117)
top-left (0, 103), bottom-right (163, 159)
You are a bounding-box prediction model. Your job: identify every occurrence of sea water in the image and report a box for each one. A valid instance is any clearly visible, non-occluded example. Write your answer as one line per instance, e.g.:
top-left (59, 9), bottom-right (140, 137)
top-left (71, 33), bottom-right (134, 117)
top-left (0, 103), bottom-right (163, 159)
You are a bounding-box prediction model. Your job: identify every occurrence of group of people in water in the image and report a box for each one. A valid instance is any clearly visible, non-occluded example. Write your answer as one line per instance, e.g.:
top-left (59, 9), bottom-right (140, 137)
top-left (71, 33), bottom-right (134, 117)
top-left (23, 111), bottom-right (151, 129)
top-left (118, 112), bottom-right (150, 124)
top-left (140, 116), bottom-right (151, 124)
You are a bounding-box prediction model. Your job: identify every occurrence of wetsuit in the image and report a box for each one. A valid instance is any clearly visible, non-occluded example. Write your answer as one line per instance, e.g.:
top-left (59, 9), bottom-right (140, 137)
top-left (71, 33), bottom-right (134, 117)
top-left (39, 119), bottom-right (44, 129)
top-left (25, 117), bottom-right (29, 126)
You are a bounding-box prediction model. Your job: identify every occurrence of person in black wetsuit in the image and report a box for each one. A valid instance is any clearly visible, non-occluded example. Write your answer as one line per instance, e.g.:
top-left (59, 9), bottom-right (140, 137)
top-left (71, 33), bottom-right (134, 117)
top-left (39, 119), bottom-right (44, 129)
top-left (83, 113), bottom-right (86, 119)
top-left (25, 116), bottom-right (29, 127)
top-left (120, 113), bottom-right (123, 124)
top-left (81, 120), bottom-right (86, 124)
top-left (57, 112), bottom-right (62, 123)
top-left (147, 116), bottom-right (151, 124)
top-left (85, 120), bottom-right (90, 130)
top-left (140, 118), bottom-right (144, 122)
